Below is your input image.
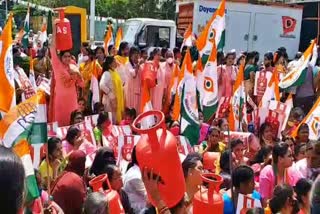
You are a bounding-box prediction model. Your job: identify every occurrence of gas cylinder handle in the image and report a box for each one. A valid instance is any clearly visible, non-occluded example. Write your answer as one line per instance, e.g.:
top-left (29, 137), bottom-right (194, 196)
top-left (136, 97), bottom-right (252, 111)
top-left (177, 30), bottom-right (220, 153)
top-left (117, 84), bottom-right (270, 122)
top-left (131, 110), bottom-right (166, 151)
top-left (201, 173), bottom-right (223, 200)
top-left (89, 173), bottom-right (113, 192)
top-left (131, 110), bottom-right (166, 136)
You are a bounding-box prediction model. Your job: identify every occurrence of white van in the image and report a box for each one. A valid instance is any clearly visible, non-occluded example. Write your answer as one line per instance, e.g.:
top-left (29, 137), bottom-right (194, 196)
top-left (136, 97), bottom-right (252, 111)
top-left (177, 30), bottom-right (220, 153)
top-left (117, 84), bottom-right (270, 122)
top-left (122, 18), bottom-right (177, 50)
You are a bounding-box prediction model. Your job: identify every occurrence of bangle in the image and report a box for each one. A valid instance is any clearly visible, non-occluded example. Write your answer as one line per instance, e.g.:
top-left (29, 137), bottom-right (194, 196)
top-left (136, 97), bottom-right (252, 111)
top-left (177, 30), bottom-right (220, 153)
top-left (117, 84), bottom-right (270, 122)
top-left (158, 206), bottom-right (169, 214)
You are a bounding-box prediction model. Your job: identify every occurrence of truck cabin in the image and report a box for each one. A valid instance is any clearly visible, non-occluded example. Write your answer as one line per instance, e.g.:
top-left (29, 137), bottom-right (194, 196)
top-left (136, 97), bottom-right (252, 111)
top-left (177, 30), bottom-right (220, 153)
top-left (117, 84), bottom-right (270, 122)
top-left (123, 18), bottom-right (176, 50)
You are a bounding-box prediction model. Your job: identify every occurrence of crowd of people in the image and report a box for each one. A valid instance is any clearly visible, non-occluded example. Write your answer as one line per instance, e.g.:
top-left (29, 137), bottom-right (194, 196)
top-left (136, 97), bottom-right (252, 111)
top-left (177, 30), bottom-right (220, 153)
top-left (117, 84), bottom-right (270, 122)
top-left (2, 17), bottom-right (320, 214)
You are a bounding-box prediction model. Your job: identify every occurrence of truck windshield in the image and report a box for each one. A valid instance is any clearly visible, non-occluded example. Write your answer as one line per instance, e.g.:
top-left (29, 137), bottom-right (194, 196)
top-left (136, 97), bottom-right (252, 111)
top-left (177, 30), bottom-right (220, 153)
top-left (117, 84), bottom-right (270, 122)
top-left (123, 20), bottom-right (142, 44)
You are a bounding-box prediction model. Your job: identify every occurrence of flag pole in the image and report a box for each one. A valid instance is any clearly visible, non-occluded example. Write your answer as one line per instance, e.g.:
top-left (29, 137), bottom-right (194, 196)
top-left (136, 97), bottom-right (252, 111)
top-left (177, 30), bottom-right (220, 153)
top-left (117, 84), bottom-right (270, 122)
top-left (227, 124), bottom-right (234, 206)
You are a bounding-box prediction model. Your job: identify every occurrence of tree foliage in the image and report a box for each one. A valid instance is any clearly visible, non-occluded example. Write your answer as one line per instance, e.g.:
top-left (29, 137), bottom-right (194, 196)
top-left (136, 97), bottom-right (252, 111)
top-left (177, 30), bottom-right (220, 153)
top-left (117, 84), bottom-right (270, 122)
top-left (31, 0), bottom-right (176, 20)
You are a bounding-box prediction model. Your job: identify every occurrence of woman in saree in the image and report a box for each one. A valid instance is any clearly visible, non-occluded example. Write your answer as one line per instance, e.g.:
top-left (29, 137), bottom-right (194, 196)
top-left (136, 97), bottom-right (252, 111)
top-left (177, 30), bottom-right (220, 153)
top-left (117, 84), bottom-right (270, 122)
top-left (125, 46), bottom-right (141, 113)
top-left (79, 47), bottom-right (102, 106)
top-left (115, 42), bottom-right (130, 85)
top-left (100, 56), bottom-right (125, 124)
top-left (49, 25), bottom-right (84, 126)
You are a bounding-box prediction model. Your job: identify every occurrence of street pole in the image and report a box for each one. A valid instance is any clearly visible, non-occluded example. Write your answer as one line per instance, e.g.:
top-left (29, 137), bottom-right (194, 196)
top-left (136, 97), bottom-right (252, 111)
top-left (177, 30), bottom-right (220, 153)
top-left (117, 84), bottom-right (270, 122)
top-left (89, 0), bottom-right (95, 42)
top-left (5, 0), bottom-right (8, 16)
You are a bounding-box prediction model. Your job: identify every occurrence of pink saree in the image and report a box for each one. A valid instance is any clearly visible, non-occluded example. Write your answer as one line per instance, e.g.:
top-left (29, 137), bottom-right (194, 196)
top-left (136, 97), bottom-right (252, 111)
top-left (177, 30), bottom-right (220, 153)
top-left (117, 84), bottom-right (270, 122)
top-left (49, 48), bottom-right (84, 126)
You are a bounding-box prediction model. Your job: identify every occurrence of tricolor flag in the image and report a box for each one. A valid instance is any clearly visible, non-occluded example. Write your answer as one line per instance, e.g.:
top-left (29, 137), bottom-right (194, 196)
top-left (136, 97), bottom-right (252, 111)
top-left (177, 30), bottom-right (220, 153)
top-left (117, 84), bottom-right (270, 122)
top-left (292, 96), bottom-right (320, 140)
top-left (259, 66), bottom-right (281, 108)
top-left (22, 5), bottom-right (31, 49)
top-left (180, 49), bottom-right (200, 146)
top-left (229, 63), bottom-right (246, 131)
top-left (115, 27), bottom-right (123, 51)
top-left (104, 25), bottom-right (114, 55)
top-left (172, 58), bottom-right (186, 121)
top-left (90, 60), bottom-right (101, 110)
top-left (181, 24), bottom-right (194, 50)
top-left (38, 21), bottom-right (48, 46)
top-left (13, 139), bottom-right (40, 203)
top-left (0, 14), bottom-right (15, 113)
top-left (202, 42), bottom-right (219, 122)
top-left (196, 56), bottom-right (204, 111)
top-left (196, 0), bottom-right (225, 57)
top-left (29, 91), bottom-right (47, 169)
top-left (279, 39), bottom-right (317, 89)
top-left (0, 91), bottom-right (44, 148)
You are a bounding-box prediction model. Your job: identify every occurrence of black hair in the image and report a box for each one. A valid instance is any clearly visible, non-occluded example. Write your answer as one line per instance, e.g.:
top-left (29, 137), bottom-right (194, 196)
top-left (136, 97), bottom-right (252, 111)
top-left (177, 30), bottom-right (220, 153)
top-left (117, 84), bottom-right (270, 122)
top-left (70, 110), bottom-right (84, 125)
top-left (294, 52), bottom-right (302, 60)
top-left (173, 47), bottom-right (180, 57)
top-left (103, 56), bottom-right (115, 71)
top-left (259, 122), bottom-right (272, 145)
top-left (148, 48), bottom-right (161, 61)
top-left (237, 54), bottom-right (246, 66)
top-left (273, 142), bottom-right (290, 164)
top-left (93, 102), bottom-right (104, 114)
top-left (12, 46), bottom-right (20, 55)
top-left (245, 52), bottom-right (256, 65)
top-left (264, 52), bottom-right (274, 61)
top-left (231, 139), bottom-right (244, 150)
top-left (253, 51), bottom-right (259, 65)
top-left (251, 145), bottom-right (272, 165)
top-left (294, 178), bottom-right (312, 205)
top-left (95, 46), bottom-right (105, 55)
top-left (140, 48), bottom-right (147, 55)
top-left (97, 112), bottom-right (109, 128)
top-left (118, 41), bottom-right (129, 56)
top-left (82, 42), bottom-right (89, 48)
top-left (126, 145), bottom-right (138, 172)
top-left (0, 146), bottom-right (25, 214)
top-left (47, 137), bottom-right (61, 156)
top-left (298, 123), bottom-right (309, 133)
top-left (294, 143), bottom-right (306, 159)
top-left (85, 47), bottom-right (95, 60)
top-left (90, 147), bottom-right (116, 176)
top-left (232, 165), bottom-right (254, 189)
top-left (182, 153), bottom-right (202, 178)
top-left (161, 47), bottom-right (168, 58)
top-left (206, 126), bottom-right (220, 140)
top-left (59, 50), bottom-right (72, 58)
top-left (65, 126), bottom-right (81, 145)
top-left (220, 150), bottom-right (231, 173)
top-left (270, 184), bottom-right (294, 213)
top-left (245, 208), bottom-right (265, 214)
top-left (129, 46), bottom-right (140, 65)
top-left (217, 51), bottom-right (225, 65)
top-left (108, 45), bottom-right (114, 55)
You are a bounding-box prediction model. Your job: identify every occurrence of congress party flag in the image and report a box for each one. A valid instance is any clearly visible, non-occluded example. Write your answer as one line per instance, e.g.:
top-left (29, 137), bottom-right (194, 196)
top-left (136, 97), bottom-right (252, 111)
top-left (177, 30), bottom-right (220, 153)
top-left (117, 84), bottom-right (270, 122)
top-left (279, 39), bottom-right (317, 89)
top-left (196, 0), bottom-right (225, 57)
top-left (292, 96), bottom-right (320, 140)
top-left (0, 13), bottom-right (15, 112)
top-left (181, 24), bottom-right (194, 50)
top-left (13, 139), bottom-right (40, 203)
top-left (201, 41), bottom-right (219, 122)
top-left (229, 63), bottom-right (246, 131)
top-left (180, 49), bottom-right (200, 146)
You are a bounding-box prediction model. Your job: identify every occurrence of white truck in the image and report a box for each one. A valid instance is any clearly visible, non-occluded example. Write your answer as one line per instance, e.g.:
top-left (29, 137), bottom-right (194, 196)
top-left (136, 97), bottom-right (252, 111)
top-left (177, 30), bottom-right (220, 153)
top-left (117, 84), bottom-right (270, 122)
top-left (122, 18), bottom-right (177, 50)
top-left (176, 0), bottom-right (303, 59)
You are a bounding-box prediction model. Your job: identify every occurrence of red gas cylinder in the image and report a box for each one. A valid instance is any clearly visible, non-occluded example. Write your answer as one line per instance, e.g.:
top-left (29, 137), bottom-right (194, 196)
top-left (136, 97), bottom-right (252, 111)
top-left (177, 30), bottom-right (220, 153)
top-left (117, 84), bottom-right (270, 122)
top-left (256, 71), bottom-right (267, 104)
top-left (202, 152), bottom-right (220, 172)
top-left (131, 110), bottom-right (185, 208)
top-left (193, 173), bottom-right (224, 214)
top-left (89, 174), bottom-right (125, 214)
top-left (265, 110), bottom-right (280, 138)
top-left (121, 136), bottom-right (135, 161)
top-left (142, 62), bottom-right (157, 89)
top-left (55, 9), bottom-right (73, 51)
